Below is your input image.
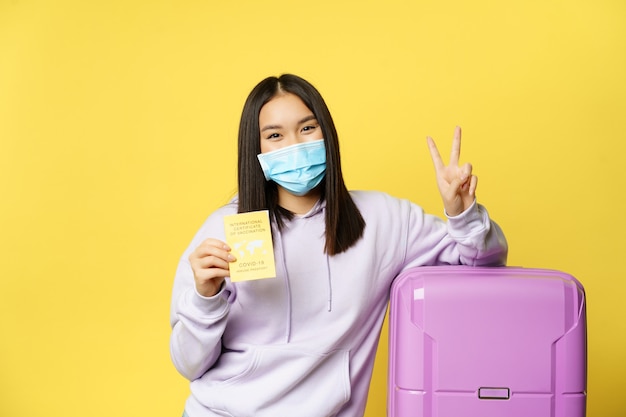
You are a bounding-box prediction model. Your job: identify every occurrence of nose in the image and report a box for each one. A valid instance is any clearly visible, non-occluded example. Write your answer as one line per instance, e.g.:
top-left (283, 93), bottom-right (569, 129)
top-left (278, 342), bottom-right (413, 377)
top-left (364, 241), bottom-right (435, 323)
top-left (283, 133), bottom-right (298, 146)
top-left (284, 132), bottom-right (310, 147)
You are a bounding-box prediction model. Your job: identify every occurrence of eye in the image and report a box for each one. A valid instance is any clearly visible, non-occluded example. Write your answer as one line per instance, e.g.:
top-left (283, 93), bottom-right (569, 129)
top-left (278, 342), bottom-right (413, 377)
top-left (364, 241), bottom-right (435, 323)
top-left (265, 132), bottom-right (281, 140)
top-left (302, 124), bottom-right (319, 133)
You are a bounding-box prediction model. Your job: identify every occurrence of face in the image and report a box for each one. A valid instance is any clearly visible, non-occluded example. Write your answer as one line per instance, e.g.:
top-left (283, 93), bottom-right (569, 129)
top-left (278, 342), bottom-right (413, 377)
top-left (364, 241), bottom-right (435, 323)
top-left (258, 93), bottom-right (323, 154)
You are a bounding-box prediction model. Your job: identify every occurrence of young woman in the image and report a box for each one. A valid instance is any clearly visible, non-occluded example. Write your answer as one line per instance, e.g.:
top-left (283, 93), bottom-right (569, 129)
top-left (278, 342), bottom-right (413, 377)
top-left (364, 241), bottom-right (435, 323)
top-left (170, 74), bottom-right (507, 417)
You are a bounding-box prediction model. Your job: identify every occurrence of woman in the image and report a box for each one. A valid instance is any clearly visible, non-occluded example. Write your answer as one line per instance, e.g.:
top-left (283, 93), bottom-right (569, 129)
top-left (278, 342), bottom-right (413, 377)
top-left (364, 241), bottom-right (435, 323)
top-left (170, 74), bottom-right (507, 417)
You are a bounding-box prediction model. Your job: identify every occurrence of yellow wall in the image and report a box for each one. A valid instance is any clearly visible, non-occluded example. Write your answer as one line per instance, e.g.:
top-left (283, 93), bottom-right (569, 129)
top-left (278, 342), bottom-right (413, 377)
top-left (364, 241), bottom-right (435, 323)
top-left (1, 0), bottom-right (624, 415)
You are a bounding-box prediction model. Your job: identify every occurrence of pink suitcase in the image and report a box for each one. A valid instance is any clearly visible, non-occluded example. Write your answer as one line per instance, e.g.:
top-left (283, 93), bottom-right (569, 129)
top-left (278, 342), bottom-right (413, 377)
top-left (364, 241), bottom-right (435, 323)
top-left (388, 266), bottom-right (587, 417)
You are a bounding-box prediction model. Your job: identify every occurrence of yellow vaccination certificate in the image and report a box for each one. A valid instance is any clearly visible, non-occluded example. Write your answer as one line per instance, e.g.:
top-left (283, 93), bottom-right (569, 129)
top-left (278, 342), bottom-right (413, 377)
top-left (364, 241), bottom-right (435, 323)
top-left (223, 210), bottom-right (276, 282)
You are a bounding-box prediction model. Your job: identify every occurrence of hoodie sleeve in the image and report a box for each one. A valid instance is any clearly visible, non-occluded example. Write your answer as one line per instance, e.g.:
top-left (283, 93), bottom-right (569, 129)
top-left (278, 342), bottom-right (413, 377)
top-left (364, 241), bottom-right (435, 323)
top-left (169, 205), bottom-right (236, 381)
top-left (401, 198), bottom-right (508, 270)
top-left (444, 199), bottom-right (508, 266)
top-left (169, 257), bottom-right (230, 381)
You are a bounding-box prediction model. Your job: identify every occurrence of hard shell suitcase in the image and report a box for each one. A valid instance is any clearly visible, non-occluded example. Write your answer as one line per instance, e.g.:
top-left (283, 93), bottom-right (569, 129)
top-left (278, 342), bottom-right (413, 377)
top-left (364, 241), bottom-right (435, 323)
top-left (387, 266), bottom-right (587, 417)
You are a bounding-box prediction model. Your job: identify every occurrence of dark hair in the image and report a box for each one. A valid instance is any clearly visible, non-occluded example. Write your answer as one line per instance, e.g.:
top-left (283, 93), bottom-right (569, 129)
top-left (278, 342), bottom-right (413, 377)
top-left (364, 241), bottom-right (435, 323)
top-left (237, 74), bottom-right (365, 255)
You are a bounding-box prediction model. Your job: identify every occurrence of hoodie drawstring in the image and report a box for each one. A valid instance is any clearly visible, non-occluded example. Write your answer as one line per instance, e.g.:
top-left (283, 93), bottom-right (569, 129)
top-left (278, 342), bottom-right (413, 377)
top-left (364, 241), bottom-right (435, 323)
top-left (272, 200), bottom-right (333, 343)
top-left (326, 255), bottom-right (333, 312)
top-left (272, 223), bottom-right (293, 343)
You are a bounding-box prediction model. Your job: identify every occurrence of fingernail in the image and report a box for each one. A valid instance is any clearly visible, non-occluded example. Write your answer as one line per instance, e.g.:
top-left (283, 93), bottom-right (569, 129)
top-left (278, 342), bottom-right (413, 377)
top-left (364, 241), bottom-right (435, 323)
top-left (227, 254), bottom-right (235, 262)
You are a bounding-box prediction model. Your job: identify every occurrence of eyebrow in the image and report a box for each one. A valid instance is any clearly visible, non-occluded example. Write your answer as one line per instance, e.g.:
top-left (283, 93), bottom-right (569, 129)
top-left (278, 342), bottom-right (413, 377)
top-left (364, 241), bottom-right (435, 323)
top-left (260, 114), bottom-right (318, 132)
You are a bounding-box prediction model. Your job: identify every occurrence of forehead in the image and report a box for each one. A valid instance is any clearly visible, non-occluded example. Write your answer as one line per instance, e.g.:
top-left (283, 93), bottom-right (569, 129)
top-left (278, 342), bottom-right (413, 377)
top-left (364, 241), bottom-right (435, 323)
top-left (259, 93), bottom-right (314, 125)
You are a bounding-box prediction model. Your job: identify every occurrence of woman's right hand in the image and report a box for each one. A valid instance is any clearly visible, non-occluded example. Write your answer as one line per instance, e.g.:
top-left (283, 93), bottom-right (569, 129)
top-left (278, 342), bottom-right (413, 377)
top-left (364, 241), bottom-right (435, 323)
top-left (189, 238), bottom-right (236, 297)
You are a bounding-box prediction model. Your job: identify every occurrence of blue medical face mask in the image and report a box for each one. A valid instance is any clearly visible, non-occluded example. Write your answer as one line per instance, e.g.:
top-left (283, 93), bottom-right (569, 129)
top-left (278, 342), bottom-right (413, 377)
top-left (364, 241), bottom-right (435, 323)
top-left (257, 139), bottom-right (326, 196)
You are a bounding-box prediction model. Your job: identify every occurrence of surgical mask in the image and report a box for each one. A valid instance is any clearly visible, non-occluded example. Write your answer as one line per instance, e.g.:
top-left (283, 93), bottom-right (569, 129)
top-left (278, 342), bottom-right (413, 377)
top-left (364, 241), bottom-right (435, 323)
top-left (257, 139), bottom-right (326, 196)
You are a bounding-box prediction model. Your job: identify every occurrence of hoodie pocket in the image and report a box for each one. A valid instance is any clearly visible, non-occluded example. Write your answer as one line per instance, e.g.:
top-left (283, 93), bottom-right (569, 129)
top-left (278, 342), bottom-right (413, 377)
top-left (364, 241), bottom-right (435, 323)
top-left (205, 346), bottom-right (351, 417)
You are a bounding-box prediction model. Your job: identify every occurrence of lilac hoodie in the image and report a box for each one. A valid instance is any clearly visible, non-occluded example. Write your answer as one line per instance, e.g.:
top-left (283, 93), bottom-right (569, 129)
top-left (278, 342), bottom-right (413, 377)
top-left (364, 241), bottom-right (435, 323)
top-left (170, 191), bottom-right (507, 417)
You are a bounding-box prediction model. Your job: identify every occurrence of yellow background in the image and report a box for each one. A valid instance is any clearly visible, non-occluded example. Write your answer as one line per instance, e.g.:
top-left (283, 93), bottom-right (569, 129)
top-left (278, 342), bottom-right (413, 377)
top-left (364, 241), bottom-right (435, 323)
top-left (1, 0), bottom-right (624, 415)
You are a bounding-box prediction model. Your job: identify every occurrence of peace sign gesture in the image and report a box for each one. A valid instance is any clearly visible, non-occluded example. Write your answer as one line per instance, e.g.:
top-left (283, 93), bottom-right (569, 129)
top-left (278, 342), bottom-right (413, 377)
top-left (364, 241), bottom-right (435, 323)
top-left (427, 126), bottom-right (477, 217)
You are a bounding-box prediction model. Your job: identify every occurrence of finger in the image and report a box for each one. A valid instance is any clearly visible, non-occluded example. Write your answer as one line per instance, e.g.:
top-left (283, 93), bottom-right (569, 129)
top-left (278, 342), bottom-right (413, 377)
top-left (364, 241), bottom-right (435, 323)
top-left (190, 255), bottom-right (232, 286)
top-left (449, 166), bottom-right (473, 194)
top-left (459, 162), bottom-right (473, 181)
top-left (191, 239), bottom-right (236, 262)
top-left (449, 175), bottom-right (465, 193)
top-left (200, 238), bottom-right (231, 252)
top-left (194, 266), bottom-right (230, 283)
top-left (469, 175), bottom-right (478, 197)
top-left (426, 136), bottom-right (445, 171)
top-left (194, 254), bottom-right (233, 271)
top-left (449, 126), bottom-right (461, 167)
top-left (197, 238), bottom-right (231, 256)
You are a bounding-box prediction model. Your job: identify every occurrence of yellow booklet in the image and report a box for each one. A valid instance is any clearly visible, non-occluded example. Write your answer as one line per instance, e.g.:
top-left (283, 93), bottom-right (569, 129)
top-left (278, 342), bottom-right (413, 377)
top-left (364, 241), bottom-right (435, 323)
top-left (223, 210), bottom-right (276, 282)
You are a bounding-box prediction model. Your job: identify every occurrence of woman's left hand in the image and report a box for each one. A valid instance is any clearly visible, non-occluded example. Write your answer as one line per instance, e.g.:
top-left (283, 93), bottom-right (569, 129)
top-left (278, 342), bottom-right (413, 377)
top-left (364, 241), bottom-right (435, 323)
top-left (427, 126), bottom-right (477, 217)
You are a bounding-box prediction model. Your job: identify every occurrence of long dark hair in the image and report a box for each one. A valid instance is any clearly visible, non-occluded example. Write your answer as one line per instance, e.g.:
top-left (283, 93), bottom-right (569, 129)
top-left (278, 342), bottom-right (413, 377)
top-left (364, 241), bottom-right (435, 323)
top-left (237, 74), bottom-right (365, 255)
